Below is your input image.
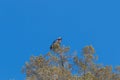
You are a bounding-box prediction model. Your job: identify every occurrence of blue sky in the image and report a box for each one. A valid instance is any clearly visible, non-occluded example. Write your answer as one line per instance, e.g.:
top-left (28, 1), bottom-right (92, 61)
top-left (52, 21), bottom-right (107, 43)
top-left (0, 0), bottom-right (120, 80)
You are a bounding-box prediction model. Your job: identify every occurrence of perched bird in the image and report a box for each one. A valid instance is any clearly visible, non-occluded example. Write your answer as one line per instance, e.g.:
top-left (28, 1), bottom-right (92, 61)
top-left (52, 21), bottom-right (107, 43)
top-left (50, 37), bottom-right (62, 51)
top-left (50, 37), bottom-right (65, 67)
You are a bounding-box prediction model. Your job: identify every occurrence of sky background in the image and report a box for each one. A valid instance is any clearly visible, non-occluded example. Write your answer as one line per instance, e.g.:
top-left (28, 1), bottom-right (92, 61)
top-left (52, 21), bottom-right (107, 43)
top-left (0, 0), bottom-right (120, 80)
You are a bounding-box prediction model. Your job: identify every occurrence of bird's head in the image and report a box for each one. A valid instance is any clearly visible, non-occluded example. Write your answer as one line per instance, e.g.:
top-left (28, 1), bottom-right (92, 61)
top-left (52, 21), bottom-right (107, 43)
top-left (57, 37), bottom-right (62, 41)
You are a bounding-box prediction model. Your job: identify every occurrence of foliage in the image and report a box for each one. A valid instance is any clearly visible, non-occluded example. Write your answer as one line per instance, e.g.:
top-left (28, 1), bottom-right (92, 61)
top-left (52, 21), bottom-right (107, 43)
top-left (22, 44), bottom-right (120, 80)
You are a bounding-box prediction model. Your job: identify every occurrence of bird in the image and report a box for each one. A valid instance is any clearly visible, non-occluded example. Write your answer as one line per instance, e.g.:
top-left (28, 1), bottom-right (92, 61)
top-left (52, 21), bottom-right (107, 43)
top-left (50, 37), bottom-right (62, 51)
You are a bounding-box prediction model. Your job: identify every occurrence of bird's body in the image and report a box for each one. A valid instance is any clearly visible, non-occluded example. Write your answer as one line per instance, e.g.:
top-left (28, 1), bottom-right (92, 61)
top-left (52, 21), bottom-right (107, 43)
top-left (50, 37), bottom-right (62, 51)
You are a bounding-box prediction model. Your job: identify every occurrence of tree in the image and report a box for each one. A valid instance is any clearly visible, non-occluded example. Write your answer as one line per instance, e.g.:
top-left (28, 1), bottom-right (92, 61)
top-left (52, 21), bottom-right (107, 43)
top-left (22, 39), bottom-right (120, 80)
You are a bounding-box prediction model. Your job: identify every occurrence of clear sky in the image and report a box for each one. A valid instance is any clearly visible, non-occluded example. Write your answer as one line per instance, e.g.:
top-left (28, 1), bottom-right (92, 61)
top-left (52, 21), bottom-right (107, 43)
top-left (0, 0), bottom-right (120, 80)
